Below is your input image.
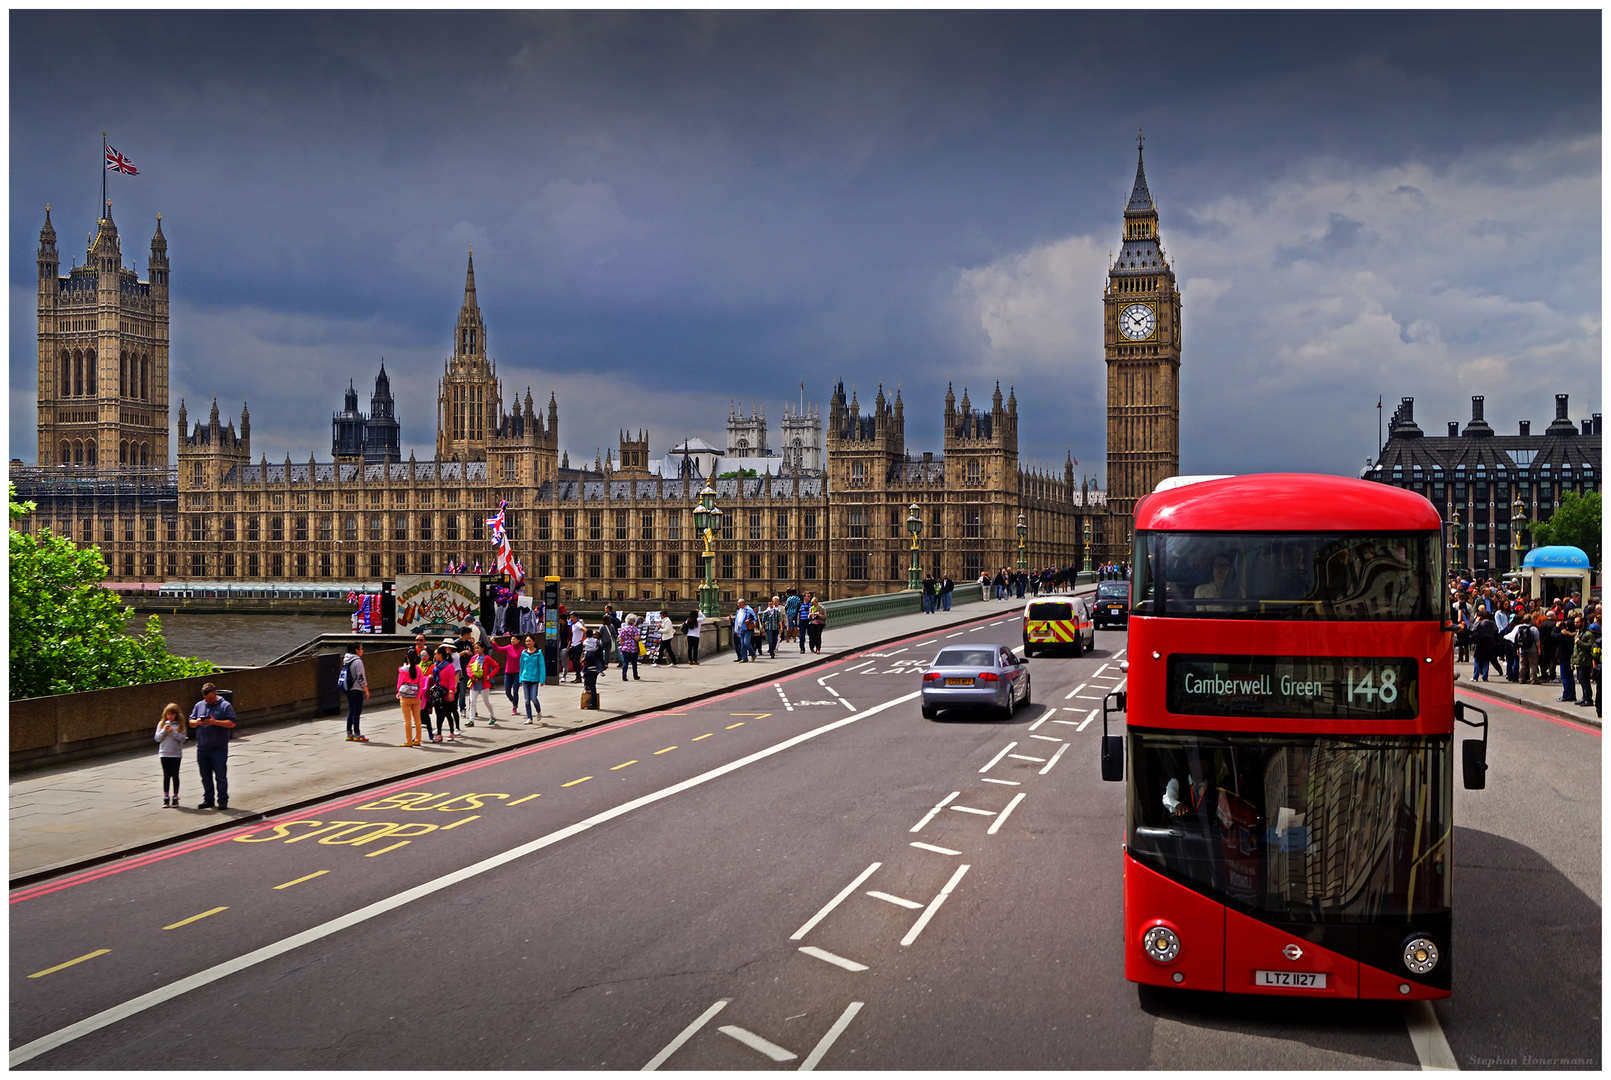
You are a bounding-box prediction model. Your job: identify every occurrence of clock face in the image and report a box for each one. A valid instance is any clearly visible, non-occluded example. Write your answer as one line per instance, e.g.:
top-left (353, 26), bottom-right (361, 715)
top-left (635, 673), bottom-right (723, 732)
top-left (1120, 303), bottom-right (1156, 341)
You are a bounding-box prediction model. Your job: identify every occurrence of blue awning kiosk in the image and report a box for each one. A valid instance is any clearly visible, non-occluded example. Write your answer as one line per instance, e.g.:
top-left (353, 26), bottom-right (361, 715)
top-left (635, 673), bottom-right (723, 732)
top-left (1511, 546), bottom-right (1595, 604)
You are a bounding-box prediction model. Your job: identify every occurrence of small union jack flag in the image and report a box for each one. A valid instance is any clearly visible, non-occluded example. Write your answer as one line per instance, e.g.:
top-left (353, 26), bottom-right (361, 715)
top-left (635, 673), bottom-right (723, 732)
top-left (105, 146), bottom-right (139, 175)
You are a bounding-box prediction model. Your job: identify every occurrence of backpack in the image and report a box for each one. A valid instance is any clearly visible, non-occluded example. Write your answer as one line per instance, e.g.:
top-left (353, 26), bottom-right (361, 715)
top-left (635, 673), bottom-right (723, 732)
top-left (337, 657), bottom-right (355, 691)
top-left (1517, 624), bottom-right (1538, 650)
top-left (427, 679), bottom-right (449, 710)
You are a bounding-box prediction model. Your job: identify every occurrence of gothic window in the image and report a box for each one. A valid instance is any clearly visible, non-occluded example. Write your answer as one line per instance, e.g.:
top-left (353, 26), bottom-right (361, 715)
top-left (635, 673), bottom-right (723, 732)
top-left (642, 511), bottom-right (654, 541)
top-left (60, 352), bottom-right (70, 396)
top-left (777, 553), bottom-right (789, 578)
top-left (343, 553), bottom-right (355, 578)
top-left (804, 512), bottom-right (818, 541)
top-left (59, 440), bottom-right (69, 465)
top-left (615, 553), bottom-right (629, 579)
top-left (140, 356), bottom-right (149, 400)
top-left (749, 553), bottom-right (762, 579)
top-left (120, 352), bottom-right (127, 396)
top-left (749, 511), bottom-right (762, 540)
top-left (73, 440), bottom-right (83, 465)
top-left (667, 551), bottom-right (680, 578)
top-left (368, 516), bottom-right (382, 542)
top-left (563, 512), bottom-right (576, 541)
top-left (930, 507), bottom-right (942, 538)
top-left (86, 351), bottom-right (96, 394)
top-left (73, 351), bottom-right (83, 395)
top-left (888, 507), bottom-right (901, 538)
top-left (420, 514), bottom-right (433, 541)
top-left (394, 516), bottom-right (407, 542)
top-left (967, 459), bottom-right (981, 485)
top-left (394, 554), bottom-right (406, 575)
top-left (343, 515), bottom-right (358, 542)
top-left (848, 552), bottom-right (868, 580)
top-left (721, 513), bottom-right (734, 542)
top-left (538, 512), bottom-right (551, 541)
top-left (804, 552), bottom-right (818, 580)
top-left (889, 552), bottom-right (903, 582)
top-left (848, 507), bottom-right (866, 538)
top-left (965, 509), bottom-right (983, 538)
top-left (589, 511), bottom-right (602, 542)
top-left (140, 443), bottom-right (149, 467)
top-left (270, 516), bottom-right (284, 542)
top-left (563, 552), bottom-right (577, 578)
top-left (615, 511), bottom-right (629, 541)
top-left (120, 441), bottom-right (128, 465)
top-left (124, 519), bottom-right (135, 542)
top-left (721, 552), bottom-right (734, 579)
top-left (223, 516), bottom-right (236, 542)
top-left (851, 460), bottom-right (865, 484)
top-left (775, 512), bottom-right (789, 540)
top-left (247, 516), bottom-right (260, 542)
top-left (445, 514), bottom-right (459, 542)
top-left (668, 511), bottom-right (680, 541)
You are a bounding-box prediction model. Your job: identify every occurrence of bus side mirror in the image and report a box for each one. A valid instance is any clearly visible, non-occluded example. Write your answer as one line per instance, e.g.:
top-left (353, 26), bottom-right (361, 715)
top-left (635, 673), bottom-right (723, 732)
top-left (1462, 740), bottom-right (1487, 790)
top-left (1101, 734), bottom-right (1124, 782)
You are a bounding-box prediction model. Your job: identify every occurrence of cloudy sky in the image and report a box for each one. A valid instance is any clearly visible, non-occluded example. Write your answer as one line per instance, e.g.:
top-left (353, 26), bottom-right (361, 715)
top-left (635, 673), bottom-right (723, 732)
top-left (10, 11), bottom-right (1601, 482)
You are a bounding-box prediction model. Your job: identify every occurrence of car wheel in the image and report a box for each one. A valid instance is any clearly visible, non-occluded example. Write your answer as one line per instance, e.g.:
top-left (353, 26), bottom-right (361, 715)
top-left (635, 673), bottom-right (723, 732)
top-left (1071, 630), bottom-right (1084, 658)
top-left (921, 705), bottom-right (938, 720)
top-left (1024, 642), bottom-right (1036, 658)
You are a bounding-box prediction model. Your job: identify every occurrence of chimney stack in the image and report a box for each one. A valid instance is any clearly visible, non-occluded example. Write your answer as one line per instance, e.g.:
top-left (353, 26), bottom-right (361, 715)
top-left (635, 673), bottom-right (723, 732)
top-left (1519, 420), bottom-right (1530, 437)
top-left (1448, 422), bottom-right (1459, 438)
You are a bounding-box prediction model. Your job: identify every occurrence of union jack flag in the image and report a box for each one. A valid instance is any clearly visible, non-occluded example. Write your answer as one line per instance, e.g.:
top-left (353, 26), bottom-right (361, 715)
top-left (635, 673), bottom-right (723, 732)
top-left (484, 502), bottom-right (507, 545)
top-left (105, 146), bottom-right (139, 175)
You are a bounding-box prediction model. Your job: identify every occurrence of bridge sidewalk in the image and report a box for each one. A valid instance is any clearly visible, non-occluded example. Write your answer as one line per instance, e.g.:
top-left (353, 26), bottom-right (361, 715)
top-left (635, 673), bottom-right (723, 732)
top-left (1454, 668), bottom-right (1602, 728)
top-left (10, 591), bottom-right (1060, 885)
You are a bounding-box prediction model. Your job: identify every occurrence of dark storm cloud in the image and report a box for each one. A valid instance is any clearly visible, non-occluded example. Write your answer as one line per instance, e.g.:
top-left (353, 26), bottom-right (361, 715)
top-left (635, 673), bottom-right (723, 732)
top-left (10, 10), bottom-right (1600, 477)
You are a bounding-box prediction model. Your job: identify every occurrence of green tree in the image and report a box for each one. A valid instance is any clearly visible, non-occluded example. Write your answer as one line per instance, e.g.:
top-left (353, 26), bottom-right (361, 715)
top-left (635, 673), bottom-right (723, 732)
top-left (717, 467), bottom-right (759, 479)
top-left (9, 484), bottom-right (216, 700)
top-left (1527, 490), bottom-right (1601, 568)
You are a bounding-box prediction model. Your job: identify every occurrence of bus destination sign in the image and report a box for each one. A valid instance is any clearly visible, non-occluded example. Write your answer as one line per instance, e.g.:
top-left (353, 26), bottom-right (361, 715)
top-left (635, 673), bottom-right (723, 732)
top-left (1166, 654), bottom-right (1419, 720)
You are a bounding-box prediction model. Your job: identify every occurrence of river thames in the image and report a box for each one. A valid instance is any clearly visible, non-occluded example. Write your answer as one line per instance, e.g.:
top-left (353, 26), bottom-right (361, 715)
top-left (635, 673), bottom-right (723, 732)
top-left (128, 612), bottom-right (353, 667)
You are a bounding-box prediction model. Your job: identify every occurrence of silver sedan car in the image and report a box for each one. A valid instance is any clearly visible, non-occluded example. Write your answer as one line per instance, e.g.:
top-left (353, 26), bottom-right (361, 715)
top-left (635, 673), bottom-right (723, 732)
top-left (920, 643), bottom-right (1031, 720)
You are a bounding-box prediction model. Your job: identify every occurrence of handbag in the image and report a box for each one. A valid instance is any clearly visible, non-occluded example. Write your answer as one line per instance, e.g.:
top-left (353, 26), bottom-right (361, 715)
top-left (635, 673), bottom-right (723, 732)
top-left (639, 640), bottom-right (648, 656)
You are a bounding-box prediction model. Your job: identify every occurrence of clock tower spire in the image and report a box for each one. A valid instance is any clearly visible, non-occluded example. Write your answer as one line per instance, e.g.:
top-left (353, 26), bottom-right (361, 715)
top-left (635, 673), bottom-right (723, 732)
top-left (1104, 132), bottom-right (1181, 537)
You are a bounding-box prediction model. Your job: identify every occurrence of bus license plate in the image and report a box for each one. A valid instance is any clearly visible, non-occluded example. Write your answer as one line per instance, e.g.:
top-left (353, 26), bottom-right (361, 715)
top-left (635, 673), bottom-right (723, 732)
top-left (945, 678), bottom-right (974, 686)
top-left (1255, 970), bottom-right (1327, 989)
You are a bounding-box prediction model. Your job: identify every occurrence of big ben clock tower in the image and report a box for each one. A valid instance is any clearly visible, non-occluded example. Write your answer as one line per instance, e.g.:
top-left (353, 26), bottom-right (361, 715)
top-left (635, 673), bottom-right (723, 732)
top-left (1104, 132), bottom-right (1181, 532)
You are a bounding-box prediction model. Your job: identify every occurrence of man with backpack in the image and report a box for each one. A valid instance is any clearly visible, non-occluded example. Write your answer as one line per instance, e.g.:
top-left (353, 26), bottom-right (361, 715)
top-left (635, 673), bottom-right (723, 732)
top-left (1514, 617), bottom-right (1540, 686)
top-left (339, 643), bottom-right (370, 743)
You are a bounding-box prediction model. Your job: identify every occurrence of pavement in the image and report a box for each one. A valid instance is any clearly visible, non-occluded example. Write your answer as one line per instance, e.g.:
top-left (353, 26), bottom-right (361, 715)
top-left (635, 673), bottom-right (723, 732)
top-left (9, 592), bottom-right (1061, 885)
top-left (1453, 663), bottom-right (1602, 727)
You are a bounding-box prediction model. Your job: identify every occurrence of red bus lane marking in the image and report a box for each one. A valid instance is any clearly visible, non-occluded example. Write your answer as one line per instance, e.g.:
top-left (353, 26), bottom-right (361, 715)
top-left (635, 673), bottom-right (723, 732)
top-left (12, 607), bottom-right (1028, 904)
top-left (1456, 691), bottom-right (1602, 737)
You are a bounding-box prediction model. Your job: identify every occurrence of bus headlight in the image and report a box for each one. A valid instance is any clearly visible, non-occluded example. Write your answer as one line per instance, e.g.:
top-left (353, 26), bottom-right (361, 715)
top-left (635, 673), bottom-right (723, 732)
top-left (1403, 938), bottom-right (1439, 975)
top-left (1142, 925), bottom-right (1180, 963)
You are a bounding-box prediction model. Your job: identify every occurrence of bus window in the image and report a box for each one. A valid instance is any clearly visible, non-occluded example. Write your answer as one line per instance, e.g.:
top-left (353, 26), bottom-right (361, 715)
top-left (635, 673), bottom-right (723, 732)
top-left (1129, 731), bottom-right (1451, 920)
top-left (1138, 531), bottom-right (1435, 621)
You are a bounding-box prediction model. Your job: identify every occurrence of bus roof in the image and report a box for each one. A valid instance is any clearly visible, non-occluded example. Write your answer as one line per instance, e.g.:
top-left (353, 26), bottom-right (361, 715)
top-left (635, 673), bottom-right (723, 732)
top-left (1134, 473), bottom-right (1442, 532)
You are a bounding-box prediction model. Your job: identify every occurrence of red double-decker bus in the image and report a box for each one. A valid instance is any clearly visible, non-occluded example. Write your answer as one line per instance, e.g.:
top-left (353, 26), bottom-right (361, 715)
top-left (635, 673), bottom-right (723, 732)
top-left (1100, 474), bottom-right (1488, 1000)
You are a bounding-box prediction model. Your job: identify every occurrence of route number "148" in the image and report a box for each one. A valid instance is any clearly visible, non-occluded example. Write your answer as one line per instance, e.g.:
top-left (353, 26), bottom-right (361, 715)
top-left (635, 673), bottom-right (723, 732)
top-left (1346, 667), bottom-right (1398, 704)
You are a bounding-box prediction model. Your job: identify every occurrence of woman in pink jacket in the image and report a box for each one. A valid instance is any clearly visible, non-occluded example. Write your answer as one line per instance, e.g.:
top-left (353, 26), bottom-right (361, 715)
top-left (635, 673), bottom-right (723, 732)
top-left (395, 649), bottom-right (427, 747)
top-left (499, 637), bottom-right (527, 719)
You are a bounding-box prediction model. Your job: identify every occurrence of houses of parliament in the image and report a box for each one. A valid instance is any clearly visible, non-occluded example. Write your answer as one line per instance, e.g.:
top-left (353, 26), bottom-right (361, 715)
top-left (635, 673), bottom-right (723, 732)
top-left (15, 146), bottom-right (1183, 602)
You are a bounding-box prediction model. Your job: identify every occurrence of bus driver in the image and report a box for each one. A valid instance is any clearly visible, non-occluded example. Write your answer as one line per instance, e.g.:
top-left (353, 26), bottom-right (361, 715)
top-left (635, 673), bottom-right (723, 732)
top-left (1194, 554), bottom-right (1239, 599)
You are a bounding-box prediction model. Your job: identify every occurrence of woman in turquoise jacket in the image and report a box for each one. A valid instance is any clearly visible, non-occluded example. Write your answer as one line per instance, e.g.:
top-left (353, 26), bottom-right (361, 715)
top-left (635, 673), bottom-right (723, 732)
top-left (518, 634), bottom-right (547, 724)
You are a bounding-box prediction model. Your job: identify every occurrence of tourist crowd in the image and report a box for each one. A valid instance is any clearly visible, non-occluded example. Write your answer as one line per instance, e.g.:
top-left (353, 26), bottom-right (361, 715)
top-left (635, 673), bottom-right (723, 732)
top-left (1451, 571), bottom-right (1601, 716)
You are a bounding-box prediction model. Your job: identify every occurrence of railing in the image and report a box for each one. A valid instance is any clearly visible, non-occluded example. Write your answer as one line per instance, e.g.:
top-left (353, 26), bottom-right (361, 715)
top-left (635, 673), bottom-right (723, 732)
top-left (10, 466), bottom-right (177, 497)
top-left (819, 583), bottom-right (986, 627)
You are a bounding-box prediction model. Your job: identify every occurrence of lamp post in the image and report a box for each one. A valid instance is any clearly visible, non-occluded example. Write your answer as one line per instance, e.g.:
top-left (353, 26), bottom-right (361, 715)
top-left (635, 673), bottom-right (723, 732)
top-left (1447, 506), bottom-right (1461, 577)
top-left (1510, 495), bottom-right (1527, 573)
top-left (1083, 517), bottom-right (1093, 574)
top-left (1016, 511), bottom-right (1027, 572)
top-left (906, 501), bottom-right (922, 593)
top-left (694, 483), bottom-right (720, 619)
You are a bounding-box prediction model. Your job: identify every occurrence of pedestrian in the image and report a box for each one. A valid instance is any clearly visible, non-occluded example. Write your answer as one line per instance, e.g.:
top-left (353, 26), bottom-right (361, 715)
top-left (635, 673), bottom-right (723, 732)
top-left (1454, 597), bottom-right (1472, 663)
top-left (450, 634), bottom-right (471, 722)
top-left (1516, 616), bottom-right (1540, 686)
top-left (940, 571), bottom-right (954, 611)
top-left (499, 635), bottom-right (525, 716)
top-left (187, 683), bottom-right (237, 810)
top-left (428, 645), bottom-right (461, 742)
top-left (339, 642), bottom-right (370, 742)
top-left (566, 613), bottom-right (586, 683)
top-left (797, 591), bottom-right (811, 652)
top-left (683, 609), bottom-right (705, 665)
top-left (761, 595), bottom-right (783, 658)
top-left (466, 641), bottom-right (503, 726)
top-left (155, 702), bottom-right (186, 807)
top-left (655, 611), bottom-right (681, 666)
top-left (784, 589), bottom-right (802, 643)
top-left (1471, 611), bottom-right (1497, 682)
top-left (1558, 616), bottom-right (1579, 702)
top-left (581, 629), bottom-right (603, 704)
top-left (733, 600), bottom-right (754, 662)
top-left (922, 572), bottom-right (936, 614)
top-left (807, 594), bottom-right (826, 653)
top-left (1572, 615), bottom-right (1597, 709)
top-left (619, 614), bottom-right (642, 680)
top-left (518, 634), bottom-right (546, 724)
top-left (396, 648), bottom-right (426, 747)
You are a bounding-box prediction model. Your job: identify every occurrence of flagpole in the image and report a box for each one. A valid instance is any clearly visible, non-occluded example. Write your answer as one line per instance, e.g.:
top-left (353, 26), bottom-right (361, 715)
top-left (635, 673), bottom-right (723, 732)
top-left (101, 132), bottom-right (107, 220)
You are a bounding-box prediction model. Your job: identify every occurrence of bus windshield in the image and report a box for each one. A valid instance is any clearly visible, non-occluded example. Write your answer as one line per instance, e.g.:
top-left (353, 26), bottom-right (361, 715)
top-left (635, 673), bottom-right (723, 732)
top-left (1128, 730), bottom-right (1451, 921)
top-left (1131, 531), bottom-right (1440, 621)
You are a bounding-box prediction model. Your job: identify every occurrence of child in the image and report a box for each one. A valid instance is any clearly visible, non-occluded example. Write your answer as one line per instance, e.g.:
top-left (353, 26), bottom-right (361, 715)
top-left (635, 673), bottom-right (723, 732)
top-left (155, 703), bottom-right (186, 806)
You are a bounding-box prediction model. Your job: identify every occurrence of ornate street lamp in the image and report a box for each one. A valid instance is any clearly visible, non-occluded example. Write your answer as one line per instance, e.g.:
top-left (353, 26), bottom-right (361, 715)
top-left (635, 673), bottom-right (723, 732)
top-left (906, 501), bottom-right (922, 593)
top-left (694, 483), bottom-right (720, 618)
top-left (1447, 506), bottom-right (1461, 577)
top-left (1082, 517), bottom-right (1093, 574)
top-left (1510, 494), bottom-right (1528, 573)
top-left (1016, 511), bottom-right (1028, 572)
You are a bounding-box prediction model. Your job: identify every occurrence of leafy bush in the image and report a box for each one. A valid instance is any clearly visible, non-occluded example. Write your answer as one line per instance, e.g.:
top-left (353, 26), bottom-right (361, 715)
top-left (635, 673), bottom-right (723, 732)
top-left (9, 485), bottom-right (217, 699)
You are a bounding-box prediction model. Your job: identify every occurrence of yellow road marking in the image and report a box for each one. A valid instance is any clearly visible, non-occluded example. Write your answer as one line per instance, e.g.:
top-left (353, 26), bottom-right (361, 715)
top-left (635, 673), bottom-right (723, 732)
top-left (726, 722), bottom-right (745, 729)
top-left (439, 814), bottom-right (481, 830)
top-left (563, 776), bottom-right (592, 787)
top-left (654, 746), bottom-right (677, 754)
top-left (693, 733), bottom-right (713, 741)
top-left (28, 949), bottom-right (109, 978)
top-left (730, 712), bottom-right (772, 718)
top-left (273, 871), bottom-right (328, 890)
top-left (164, 907), bottom-right (228, 930)
top-left (507, 793), bottom-right (541, 806)
top-left (364, 841), bottom-right (411, 857)
top-left (611, 760), bottom-right (637, 770)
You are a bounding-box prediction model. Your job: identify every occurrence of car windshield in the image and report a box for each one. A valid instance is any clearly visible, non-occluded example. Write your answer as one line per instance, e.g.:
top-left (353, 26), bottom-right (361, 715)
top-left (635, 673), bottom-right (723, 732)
top-left (1027, 602), bottom-right (1073, 620)
top-left (1130, 531), bottom-right (1441, 621)
top-left (1097, 583), bottom-right (1129, 599)
top-left (934, 648), bottom-right (997, 667)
